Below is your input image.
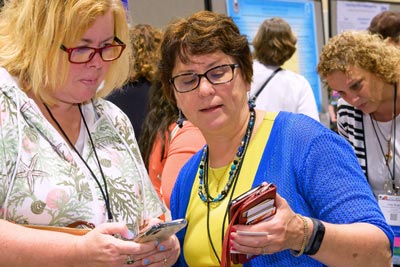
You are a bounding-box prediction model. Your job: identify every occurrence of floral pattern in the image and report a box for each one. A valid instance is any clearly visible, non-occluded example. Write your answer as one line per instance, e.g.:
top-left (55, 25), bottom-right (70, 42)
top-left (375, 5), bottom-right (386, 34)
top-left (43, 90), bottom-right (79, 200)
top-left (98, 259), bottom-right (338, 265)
top-left (0, 68), bottom-right (165, 230)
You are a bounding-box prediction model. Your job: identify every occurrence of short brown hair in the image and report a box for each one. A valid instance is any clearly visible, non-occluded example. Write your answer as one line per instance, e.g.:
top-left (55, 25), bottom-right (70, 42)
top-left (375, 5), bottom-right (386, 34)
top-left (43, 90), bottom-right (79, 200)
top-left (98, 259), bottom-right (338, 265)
top-left (368, 11), bottom-right (400, 43)
top-left (159, 10), bottom-right (252, 106)
top-left (253, 17), bottom-right (297, 66)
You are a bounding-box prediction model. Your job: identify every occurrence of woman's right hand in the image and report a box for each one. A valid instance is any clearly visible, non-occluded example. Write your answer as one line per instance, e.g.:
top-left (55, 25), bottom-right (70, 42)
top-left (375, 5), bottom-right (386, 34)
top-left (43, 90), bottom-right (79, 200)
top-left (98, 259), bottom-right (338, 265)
top-left (75, 221), bottom-right (180, 266)
top-left (74, 222), bottom-right (166, 266)
top-left (0, 219), bottom-right (178, 267)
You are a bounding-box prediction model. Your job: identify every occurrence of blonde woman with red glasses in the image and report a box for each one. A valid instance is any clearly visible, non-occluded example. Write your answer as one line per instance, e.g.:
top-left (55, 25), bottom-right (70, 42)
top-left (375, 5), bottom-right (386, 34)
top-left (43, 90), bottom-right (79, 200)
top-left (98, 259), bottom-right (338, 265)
top-left (0, 1), bottom-right (179, 266)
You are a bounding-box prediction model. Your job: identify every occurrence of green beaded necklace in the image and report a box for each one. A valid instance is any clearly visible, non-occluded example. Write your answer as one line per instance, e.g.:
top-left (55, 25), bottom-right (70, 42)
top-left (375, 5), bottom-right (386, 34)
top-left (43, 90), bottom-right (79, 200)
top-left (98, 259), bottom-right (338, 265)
top-left (197, 108), bottom-right (256, 203)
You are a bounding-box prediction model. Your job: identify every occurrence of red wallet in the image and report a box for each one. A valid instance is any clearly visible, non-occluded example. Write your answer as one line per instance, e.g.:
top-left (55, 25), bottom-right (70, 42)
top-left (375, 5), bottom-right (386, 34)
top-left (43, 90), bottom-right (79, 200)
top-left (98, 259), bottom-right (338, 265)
top-left (221, 183), bottom-right (277, 267)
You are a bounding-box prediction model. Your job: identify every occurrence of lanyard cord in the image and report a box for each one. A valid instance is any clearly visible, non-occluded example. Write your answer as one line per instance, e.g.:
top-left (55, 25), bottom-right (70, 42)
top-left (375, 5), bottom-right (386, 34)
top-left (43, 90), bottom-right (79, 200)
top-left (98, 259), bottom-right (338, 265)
top-left (251, 67), bottom-right (282, 102)
top-left (43, 103), bottom-right (113, 221)
top-left (205, 149), bottom-right (240, 265)
top-left (205, 108), bottom-right (256, 264)
top-left (369, 84), bottom-right (397, 192)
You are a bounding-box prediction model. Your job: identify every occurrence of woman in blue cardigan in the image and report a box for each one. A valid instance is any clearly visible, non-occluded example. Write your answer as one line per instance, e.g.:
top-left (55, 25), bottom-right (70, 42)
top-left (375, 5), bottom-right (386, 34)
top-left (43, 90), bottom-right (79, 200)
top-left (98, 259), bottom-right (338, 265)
top-left (158, 11), bottom-right (393, 267)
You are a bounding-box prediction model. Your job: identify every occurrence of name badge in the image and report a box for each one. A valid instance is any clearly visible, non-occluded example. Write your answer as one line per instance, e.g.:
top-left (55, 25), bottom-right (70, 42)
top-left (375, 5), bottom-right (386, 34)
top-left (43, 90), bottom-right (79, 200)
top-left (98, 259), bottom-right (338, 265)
top-left (378, 194), bottom-right (400, 265)
top-left (378, 194), bottom-right (400, 226)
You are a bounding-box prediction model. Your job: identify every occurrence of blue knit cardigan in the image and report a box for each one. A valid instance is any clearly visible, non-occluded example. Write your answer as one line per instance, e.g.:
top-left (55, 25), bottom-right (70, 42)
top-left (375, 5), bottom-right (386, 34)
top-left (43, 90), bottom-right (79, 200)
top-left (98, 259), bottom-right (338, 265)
top-left (171, 112), bottom-right (393, 267)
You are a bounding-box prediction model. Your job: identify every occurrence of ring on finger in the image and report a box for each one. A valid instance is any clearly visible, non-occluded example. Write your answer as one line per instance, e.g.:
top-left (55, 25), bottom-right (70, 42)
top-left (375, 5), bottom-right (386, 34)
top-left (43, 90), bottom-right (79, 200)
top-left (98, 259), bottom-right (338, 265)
top-left (126, 255), bottom-right (135, 265)
top-left (163, 258), bottom-right (168, 267)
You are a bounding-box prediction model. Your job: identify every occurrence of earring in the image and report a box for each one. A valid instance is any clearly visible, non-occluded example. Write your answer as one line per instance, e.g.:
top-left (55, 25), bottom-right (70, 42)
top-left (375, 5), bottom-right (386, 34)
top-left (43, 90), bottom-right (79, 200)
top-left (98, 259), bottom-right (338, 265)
top-left (176, 109), bottom-right (184, 128)
top-left (248, 98), bottom-right (256, 109)
top-left (248, 91), bottom-right (256, 109)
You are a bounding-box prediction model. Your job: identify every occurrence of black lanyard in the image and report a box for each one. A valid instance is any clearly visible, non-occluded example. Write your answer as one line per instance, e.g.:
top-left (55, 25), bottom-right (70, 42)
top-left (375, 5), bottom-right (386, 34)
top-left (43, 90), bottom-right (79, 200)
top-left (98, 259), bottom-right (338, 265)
top-left (369, 84), bottom-right (397, 193)
top-left (44, 103), bottom-right (113, 221)
top-left (251, 67), bottom-right (282, 102)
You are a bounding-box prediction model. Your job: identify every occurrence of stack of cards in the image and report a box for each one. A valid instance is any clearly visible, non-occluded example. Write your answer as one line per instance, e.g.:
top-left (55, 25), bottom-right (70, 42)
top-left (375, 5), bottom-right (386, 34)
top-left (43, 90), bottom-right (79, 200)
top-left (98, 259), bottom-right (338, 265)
top-left (243, 198), bottom-right (276, 225)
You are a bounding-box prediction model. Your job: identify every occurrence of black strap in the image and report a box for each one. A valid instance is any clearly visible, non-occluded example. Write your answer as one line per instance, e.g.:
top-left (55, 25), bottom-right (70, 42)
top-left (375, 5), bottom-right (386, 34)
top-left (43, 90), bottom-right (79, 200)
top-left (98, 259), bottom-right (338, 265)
top-left (252, 67), bottom-right (282, 101)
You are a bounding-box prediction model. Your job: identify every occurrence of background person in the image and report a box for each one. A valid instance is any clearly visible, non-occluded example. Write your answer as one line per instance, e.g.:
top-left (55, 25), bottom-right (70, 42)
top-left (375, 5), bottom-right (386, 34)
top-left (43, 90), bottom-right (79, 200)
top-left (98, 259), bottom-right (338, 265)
top-left (160, 10), bottom-right (393, 267)
top-left (317, 30), bottom-right (400, 198)
top-left (250, 17), bottom-right (319, 122)
top-left (368, 10), bottom-right (400, 46)
top-left (107, 23), bottom-right (162, 139)
top-left (327, 11), bottom-right (400, 135)
top-left (317, 29), bottom-right (400, 267)
top-left (139, 81), bottom-right (205, 208)
top-left (0, 1), bottom-right (179, 266)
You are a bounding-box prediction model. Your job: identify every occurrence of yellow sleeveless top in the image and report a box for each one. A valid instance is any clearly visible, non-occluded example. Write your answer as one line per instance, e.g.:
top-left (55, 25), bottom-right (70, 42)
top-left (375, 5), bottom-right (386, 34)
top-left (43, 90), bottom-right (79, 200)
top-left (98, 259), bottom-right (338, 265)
top-left (184, 112), bottom-right (277, 266)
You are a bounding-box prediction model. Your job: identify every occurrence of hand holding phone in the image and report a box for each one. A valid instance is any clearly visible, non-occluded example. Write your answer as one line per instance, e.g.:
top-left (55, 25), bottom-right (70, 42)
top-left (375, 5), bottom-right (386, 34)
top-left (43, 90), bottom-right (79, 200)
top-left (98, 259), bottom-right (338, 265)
top-left (226, 183), bottom-right (277, 265)
top-left (229, 183), bottom-right (277, 225)
top-left (134, 218), bottom-right (187, 243)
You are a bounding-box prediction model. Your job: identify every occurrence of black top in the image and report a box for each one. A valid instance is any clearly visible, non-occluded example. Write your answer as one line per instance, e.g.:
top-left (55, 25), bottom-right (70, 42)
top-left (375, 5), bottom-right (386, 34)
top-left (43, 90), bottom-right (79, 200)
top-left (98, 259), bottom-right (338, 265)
top-left (106, 77), bottom-right (151, 139)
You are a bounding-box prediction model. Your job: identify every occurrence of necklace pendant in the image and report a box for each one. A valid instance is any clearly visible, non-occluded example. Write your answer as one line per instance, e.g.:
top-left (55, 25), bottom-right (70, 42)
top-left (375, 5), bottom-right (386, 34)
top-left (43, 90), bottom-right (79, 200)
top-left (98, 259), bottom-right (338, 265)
top-left (384, 177), bottom-right (399, 196)
top-left (385, 139), bottom-right (393, 166)
top-left (384, 178), bottom-right (394, 195)
top-left (385, 151), bottom-right (393, 166)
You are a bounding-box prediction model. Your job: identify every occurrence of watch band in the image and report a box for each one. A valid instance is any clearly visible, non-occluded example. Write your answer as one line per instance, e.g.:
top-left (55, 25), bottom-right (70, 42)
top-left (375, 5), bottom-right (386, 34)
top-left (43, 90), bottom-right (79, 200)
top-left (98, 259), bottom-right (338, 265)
top-left (304, 218), bottom-right (325, 255)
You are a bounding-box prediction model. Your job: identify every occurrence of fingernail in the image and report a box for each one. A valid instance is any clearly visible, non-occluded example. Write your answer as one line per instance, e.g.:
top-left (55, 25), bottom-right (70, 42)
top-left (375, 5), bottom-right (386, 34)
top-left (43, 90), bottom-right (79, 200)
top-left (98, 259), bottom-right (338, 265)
top-left (230, 234), bottom-right (235, 241)
top-left (231, 227), bottom-right (237, 232)
top-left (155, 240), bottom-right (159, 247)
top-left (144, 258), bottom-right (150, 265)
top-left (126, 230), bottom-right (134, 240)
top-left (159, 245), bottom-right (165, 251)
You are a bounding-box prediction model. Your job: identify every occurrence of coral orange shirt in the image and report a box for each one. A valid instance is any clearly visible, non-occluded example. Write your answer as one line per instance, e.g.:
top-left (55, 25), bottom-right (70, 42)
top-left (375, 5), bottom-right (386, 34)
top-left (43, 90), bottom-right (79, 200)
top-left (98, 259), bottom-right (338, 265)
top-left (148, 121), bottom-right (205, 208)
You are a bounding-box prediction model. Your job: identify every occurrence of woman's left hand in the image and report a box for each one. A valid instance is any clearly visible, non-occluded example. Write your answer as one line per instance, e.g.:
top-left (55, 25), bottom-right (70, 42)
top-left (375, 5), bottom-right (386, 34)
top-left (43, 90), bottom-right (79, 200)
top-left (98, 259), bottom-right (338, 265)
top-left (127, 235), bottom-right (180, 267)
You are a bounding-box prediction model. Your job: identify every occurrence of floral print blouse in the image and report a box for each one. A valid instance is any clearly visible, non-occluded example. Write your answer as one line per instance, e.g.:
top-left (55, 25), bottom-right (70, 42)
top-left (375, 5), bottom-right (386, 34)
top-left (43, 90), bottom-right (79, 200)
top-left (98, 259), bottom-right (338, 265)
top-left (0, 68), bottom-right (165, 231)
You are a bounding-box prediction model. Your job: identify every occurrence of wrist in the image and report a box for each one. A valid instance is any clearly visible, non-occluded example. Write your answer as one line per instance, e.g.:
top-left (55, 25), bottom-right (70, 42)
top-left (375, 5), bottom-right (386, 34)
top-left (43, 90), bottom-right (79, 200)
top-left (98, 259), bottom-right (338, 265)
top-left (304, 218), bottom-right (325, 255)
top-left (290, 214), bottom-right (309, 257)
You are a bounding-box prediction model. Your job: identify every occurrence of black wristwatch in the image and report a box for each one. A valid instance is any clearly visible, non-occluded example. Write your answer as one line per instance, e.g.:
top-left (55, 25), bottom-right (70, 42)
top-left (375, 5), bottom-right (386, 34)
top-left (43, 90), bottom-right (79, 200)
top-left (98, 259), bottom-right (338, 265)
top-left (304, 218), bottom-right (325, 255)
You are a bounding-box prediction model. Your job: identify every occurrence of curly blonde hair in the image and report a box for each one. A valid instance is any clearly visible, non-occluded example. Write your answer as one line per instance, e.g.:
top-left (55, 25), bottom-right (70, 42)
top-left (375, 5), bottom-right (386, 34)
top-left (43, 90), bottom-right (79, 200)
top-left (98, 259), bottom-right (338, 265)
top-left (129, 24), bottom-right (162, 82)
top-left (317, 31), bottom-right (400, 83)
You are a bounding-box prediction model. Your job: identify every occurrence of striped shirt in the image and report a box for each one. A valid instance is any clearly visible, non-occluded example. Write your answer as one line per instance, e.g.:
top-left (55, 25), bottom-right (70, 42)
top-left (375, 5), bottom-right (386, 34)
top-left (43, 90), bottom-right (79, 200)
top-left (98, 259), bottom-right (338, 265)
top-left (337, 98), bottom-right (400, 197)
top-left (337, 99), bottom-right (368, 176)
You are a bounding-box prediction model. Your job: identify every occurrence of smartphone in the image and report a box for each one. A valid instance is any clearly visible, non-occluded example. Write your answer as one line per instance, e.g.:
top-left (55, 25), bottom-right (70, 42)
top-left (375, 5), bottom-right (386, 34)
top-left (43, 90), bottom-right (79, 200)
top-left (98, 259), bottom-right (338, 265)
top-left (228, 184), bottom-right (264, 221)
top-left (228, 183), bottom-right (276, 224)
top-left (134, 218), bottom-right (187, 243)
top-left (229, 185), bottom-right (263, 210)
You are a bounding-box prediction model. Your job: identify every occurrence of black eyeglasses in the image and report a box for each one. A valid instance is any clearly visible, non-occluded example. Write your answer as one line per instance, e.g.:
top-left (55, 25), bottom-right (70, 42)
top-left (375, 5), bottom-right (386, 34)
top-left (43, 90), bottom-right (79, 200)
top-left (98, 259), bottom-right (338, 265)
top-left (169, 63), bottom-right (240, 93)
top-left (60, 36), bottom-right (126, 64)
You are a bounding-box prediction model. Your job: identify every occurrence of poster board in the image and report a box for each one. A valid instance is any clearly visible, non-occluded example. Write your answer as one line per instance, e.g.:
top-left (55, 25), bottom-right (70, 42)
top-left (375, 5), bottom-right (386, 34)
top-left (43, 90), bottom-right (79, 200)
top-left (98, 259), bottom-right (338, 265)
top-left (329, 0), bottom-right (400, 37)
top-left (225, 0), bottom-right (325, 112)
